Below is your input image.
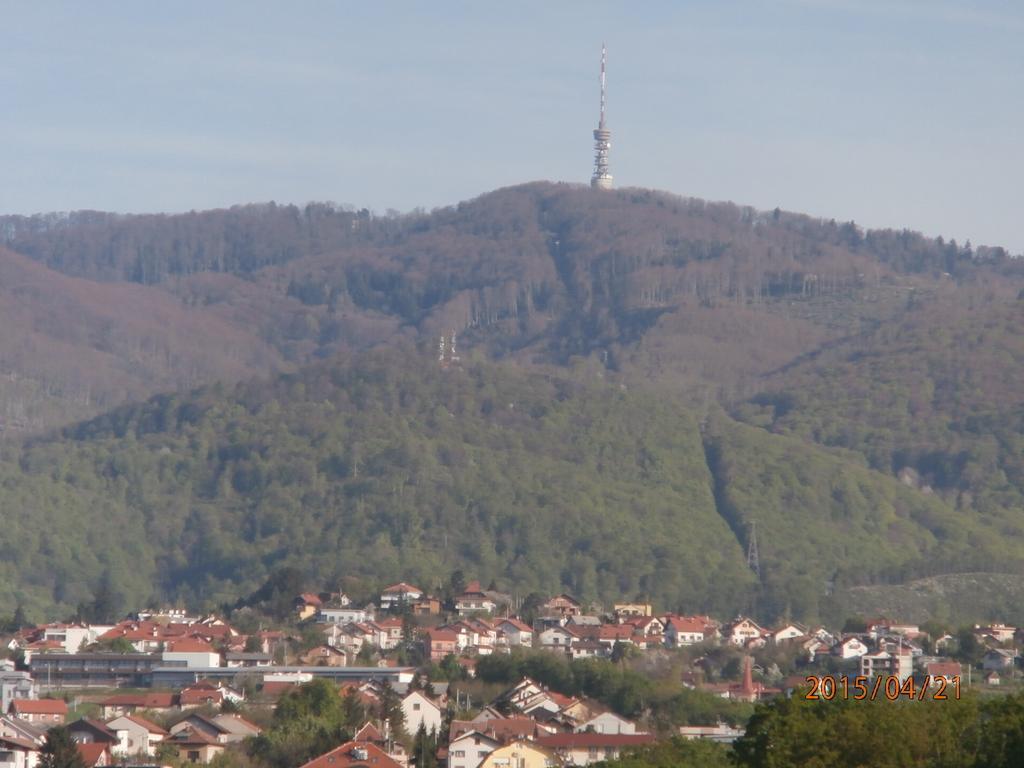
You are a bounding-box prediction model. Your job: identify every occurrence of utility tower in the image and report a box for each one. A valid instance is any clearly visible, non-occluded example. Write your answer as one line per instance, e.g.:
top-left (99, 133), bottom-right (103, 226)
top-left (438, 330), bottom-right (460, 369)
top-left (746, 520), bottom-right (761, 580)
top-left (591, 44), bottom-right (613, 190)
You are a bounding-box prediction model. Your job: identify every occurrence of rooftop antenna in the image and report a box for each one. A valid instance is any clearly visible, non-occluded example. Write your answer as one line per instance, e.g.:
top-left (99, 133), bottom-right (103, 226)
top-left (591, 44), bottom-right (613, 190)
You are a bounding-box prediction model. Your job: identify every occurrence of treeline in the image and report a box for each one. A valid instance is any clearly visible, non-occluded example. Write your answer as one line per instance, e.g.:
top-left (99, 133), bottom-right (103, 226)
top-left (476, 649), bottom-right (751, 729)
top-left (0, 202), bottom-right (372, 283)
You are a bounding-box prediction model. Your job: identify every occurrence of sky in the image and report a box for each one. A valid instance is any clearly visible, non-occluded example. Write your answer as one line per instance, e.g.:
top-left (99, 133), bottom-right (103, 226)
top-left (2, 1), bottom-right (1022, 251)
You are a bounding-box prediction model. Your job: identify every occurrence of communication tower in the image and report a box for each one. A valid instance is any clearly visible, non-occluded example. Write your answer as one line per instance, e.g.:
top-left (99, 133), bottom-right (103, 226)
top-left (591, 44), bottom-right (613, 190)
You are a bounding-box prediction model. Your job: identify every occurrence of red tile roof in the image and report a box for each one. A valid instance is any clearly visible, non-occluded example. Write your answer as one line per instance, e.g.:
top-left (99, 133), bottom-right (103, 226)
top-left (11, 699), bottom-right (67, 715)
top-left (76, 743), bottom-right (110, 767)
top-left (537, 733), bottom-right (656, 748)
top-left (382, 583), bottom-right (422, 594)
top-left (121, 714), bottom-right (169, 735)
top-left (165, 638), bottom-right (216, 653)
top-left (300, 741), bottom-right (402, 768)
top-left (101, 692), bottom-right (177, 709)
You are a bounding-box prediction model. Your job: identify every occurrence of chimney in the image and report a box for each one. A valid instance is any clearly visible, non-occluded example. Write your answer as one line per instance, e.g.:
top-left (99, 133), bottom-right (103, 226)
top-left (742, 655), bottom-right (755, 696)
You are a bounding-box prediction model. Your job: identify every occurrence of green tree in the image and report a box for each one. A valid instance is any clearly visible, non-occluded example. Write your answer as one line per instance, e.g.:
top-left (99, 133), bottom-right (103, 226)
top-left (40, 726), bottom-right (86, 768)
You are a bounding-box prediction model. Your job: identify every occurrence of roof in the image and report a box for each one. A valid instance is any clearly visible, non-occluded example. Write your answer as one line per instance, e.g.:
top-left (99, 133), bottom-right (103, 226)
top-left (354, 722), bottom-right (383, 742)
top-left (0, 735), bottom-right (40, 752)
top-left (211, 714), bottom-right (261, 736)
top-left (927, 662), bottom-right (963, 676)
top-left (537, 733), bottom-right (656, 748)
top-left (424, 628), bottom-right (459, 642)
top-left (69, 718), bottom-right (118, 742)
top-left (300, 741), bottom-right (403, 768)
top-left (498, 618), bottom-right (533, 633)
top-left (76, 743), bottom-right (110, 767)
top-left (382, 582), bottom-right (422, 594)
top-left (120, 714), bottom-right (169, 735)
top-left (101, 692), bottom-right (177, 708)
top-left (451, 717), bottom-right (548, 742)
top-left (297, 593), bottom-right (323, 606)
top-left (170, 727), bottom-right (221, 747)
top-left (11, 699), bottom-right (68, 715)
top-left (165, 638), bottom-right (216, 653)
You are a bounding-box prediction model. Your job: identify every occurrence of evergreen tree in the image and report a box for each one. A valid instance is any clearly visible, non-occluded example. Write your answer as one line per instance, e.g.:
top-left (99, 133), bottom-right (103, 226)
top-left (40, 727), bottom-right (86, 768)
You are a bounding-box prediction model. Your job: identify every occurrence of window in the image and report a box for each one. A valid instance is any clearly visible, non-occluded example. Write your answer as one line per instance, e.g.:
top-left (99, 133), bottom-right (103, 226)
top-left (187, 751), bottom-right (200, 762)
top-left (413, 703), bottom-right (420, 711)
top-left (452, 751), bottom-right (465, 758)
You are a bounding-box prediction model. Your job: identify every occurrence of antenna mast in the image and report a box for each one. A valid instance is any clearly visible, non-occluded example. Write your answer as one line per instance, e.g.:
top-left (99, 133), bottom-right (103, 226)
top-left (591, 44), bottom-right (613, 190)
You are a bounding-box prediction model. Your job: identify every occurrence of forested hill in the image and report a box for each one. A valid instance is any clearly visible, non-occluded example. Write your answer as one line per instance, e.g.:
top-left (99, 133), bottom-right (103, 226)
top-left (2, 350), bottom-right (1020, 624)
top-left (2, 183), bottom-right (1024, 622)
top-left (3, 183), bottom-right (1022, 435)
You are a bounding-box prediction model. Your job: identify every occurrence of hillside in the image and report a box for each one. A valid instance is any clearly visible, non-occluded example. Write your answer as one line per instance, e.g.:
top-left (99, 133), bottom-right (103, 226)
top-left (3, 350), bottom-right (1020, 623)
top-left (0, 246), bottom-right (286, 433)
top-left (740, 299), bottom-right (1024, 515)
top-left (2, 183), bottom-right (1023, 623)
top-left (4, 184), bottom-right (1022, 434)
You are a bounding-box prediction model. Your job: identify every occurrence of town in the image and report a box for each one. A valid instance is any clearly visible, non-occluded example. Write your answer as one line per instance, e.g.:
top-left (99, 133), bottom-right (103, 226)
top-left (0, 578), bottom-right (1016, 768)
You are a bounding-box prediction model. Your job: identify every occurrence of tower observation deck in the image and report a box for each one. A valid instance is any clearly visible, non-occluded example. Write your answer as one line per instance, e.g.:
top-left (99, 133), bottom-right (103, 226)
top-left (591, 44), bottom-right (613, 190)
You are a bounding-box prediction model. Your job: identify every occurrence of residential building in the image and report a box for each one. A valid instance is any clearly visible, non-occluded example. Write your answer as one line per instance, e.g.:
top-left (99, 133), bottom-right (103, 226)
top-left (300, 742), bottom-right (402, 768)
top-left (401, 691), bottom-right (442, 737)
top-left (105, 715), bottom-right (167, 758)
top-left (0, 735), bottom-right (39, 768)
top-left (8, 700), bottom-right (66, 726)
top-left (479, 741), bottom-right (562, 768)
top-left (447, 730), bottom-right (501, 768)
top-left (496, 619), bottom-right (533, 648)
top-left (859, 649), bottom-right (913, 683)
top-left (422, 629), bottom-right (459, 662)
top-left (454, 582), bottom-right (497, 616)
top-left (537, 733), bottom-right (654, 766)
top-left (380, 584), bottom-right (424, 611)
top-left (163, 639), bottom-right (221, 669)
top-left (574, 712), bottom-right (638, 735)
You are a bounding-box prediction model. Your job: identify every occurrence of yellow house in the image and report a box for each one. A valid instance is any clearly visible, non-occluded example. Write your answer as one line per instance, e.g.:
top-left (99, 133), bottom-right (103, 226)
top-left (479, 740), bottom-right (562, 768)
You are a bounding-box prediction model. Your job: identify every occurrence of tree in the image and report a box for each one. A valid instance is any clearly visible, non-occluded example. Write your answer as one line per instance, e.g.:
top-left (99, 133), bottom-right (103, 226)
top-left (448, 570), bottom-right (466, 599)
top-left (412, 722), bottom-right (438, 768)
top-left (40, 726), bottom-right (86, 768)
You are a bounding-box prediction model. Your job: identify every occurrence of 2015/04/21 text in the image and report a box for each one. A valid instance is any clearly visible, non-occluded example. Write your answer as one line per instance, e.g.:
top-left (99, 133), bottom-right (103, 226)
top-left (804, 675), bottom-right (961, 701)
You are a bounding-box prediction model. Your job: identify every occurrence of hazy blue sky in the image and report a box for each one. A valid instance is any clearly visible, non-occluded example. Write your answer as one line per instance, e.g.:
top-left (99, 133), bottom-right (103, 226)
top-left (2, 1), bottom-right (1022, 251)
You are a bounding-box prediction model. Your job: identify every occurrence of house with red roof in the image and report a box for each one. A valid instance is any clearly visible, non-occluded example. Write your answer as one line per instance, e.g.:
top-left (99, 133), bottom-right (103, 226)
top-left (422, 628), bottom-right (459, 661)
top-left (496, 618), bottom-right (534, 648)
top-left (8, 699), bottom-right (66, 725)
top-left (380, 583), bottom-right (423, 611)
top-left (163, 638), bottom-right (221, 669)
top-left (99, 692), bottom-right (177, 719)
top-left (166, 727), bottom-right (224, 764)
top-left (454, 582), bottom-right (497, 616)
top-left (536, 732), bottom-right (655, 766)
top-left (75, 742), bottom-right (112, 768)
top-left (300, 741), bottom-right (403, 768)
top-left (105, 714), bottom-right (167, 757)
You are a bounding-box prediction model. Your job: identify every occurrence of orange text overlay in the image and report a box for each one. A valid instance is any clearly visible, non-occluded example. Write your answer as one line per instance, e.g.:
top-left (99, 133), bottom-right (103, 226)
top-left (803, 675), bottom-right (961, 702)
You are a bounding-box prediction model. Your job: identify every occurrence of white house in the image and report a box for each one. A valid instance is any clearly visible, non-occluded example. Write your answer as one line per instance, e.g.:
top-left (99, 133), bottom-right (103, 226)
top-left (318, 608), bottom-right (371, 625)
top-left (663, 617), bottom-right (710, 647)
top-left (0, 735), bottom-right (38, 768)
top-left (401, 692), bottom-right (442, 737)
top-left (380, 583), bottom-right (423, 610)
top-left (538, 627), bottom-right (576, 650)
top-left (162, 639), bottom-right (221, 668)
top-left (496, 619), bottom-right (533, 648)
top-left (835, 637), bottom-right (870, 660)
top-left (106, 715), bottom-right (166, 758)
top-left (447, 731), bottom-right (500, 768)
top-left (574, 712), bottom-right (638, 735)
top-left (772, 624), bottom-right (807, 644)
